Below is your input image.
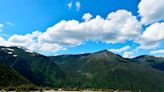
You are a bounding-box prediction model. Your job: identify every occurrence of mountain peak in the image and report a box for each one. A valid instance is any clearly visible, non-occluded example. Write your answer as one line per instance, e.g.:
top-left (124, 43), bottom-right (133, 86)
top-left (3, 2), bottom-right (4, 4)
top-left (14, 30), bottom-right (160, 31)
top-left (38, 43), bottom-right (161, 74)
top-left (94, 49), bottom-right (116, 56)
top-left (96, 49), bottom-right (111, 54)
top-left (85, 49), bottom-right (130, 62)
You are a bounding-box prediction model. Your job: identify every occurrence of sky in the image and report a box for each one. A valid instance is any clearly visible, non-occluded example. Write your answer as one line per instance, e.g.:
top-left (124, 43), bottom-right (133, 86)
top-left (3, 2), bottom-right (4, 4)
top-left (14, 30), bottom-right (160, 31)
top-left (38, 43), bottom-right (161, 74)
top-left (0, 0), bottom-right (164, 57)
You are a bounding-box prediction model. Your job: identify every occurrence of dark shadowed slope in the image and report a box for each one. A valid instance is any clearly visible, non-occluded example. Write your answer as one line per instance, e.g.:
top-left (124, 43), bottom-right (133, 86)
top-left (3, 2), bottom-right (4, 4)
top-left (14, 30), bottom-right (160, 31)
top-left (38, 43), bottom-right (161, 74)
top-left (133, 55), bottom-right (164, 71)
top-left (0, 46), bottom-right (65, 87)
top-left (0, 62), bottom-right (31, 88)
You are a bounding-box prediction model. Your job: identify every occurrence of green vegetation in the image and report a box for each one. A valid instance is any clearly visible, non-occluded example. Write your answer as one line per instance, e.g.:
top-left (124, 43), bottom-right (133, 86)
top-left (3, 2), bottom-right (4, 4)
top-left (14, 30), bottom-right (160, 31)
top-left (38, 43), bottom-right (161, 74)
top-left (133, 55), bottom-right (164, 71)
top-left (1, 47), bottom-right (164, 91)
top-left (0, 46), bottom-right (65, 87)
top-left (51, 50), bottom-right (164, 91)
top-left (0, 62), bottom-right (32, 88)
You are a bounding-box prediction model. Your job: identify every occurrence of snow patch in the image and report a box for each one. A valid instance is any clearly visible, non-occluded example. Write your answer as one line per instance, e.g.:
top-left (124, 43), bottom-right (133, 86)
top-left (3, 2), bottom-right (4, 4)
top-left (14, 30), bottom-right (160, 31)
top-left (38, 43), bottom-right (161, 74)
top-left (13, 54), bottom-right (18, 57)
top-left (1, 48), bottom-right (14, 52)
top-left (1, 48), bottom-right (5, 50)
top-left (25, 49), bottom-right (34, 53)
top-left (7, 48), bottom-right (15, 52)
top-left (8, 52), bottom-right (13, 54)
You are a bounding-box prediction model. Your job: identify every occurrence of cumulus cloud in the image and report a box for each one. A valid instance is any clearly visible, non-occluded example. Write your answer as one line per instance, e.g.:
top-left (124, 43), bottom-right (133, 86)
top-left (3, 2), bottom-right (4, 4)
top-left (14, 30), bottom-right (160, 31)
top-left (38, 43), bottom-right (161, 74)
top-left (82, 13), bottom-right (93, 22)
top-left (6, 31), bottom-right (42, 52)
top-left (138, 0), bottom-right (164, 24)
top-left (0, 37), bottom-right (8, 46)
top-left (151, 49), bottom-right (164, 55)
top-left (109, 45), bottom-right (131, 53)
top-left (40, 10), bottom-right (141, 49)
top-left (136, 22), bottom-right (164, 49)
top-left (1, 0), bottom-right (164, 56)
top-left (0, 10), bottom-right (141, 54)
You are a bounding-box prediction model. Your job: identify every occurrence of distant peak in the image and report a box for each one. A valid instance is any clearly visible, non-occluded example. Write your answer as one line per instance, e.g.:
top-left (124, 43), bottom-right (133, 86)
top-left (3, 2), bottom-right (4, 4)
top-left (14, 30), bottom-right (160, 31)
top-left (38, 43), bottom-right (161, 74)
top-left (95, 49), bottom-right (115, 55)
top-left (97, 49), bottom-right (109, 53)
top-left (134, 55), bottom-right (155, 59)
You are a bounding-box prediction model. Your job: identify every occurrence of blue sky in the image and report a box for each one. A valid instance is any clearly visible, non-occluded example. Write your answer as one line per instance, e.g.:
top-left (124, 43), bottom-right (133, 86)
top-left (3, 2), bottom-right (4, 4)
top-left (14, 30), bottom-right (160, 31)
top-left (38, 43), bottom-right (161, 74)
top-left (0, 0), bottom-right (139, 35)
top-left (0, 0), bottom-right (164, 57)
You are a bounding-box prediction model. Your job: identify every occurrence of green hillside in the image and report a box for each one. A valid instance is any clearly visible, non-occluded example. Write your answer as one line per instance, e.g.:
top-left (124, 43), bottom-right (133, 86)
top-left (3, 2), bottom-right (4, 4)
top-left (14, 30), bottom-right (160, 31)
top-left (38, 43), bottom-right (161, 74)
top-left (50, 50), bottom-right (164, 91)
top-left (1, 46), bottom-right (164, 91)
top-left (133, 55), bottom-right (164, 71)
top-left (0, 62), bottom-right (31, 88)
top-left (0, 46), bottom-right (65, 87)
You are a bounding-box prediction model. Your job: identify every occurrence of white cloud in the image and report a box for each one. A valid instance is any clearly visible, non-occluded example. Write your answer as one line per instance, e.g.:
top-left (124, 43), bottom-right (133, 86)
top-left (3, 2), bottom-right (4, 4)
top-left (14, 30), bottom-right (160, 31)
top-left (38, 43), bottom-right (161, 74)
top-left (37, 43), bottom-right (62, 53)
top-left (67, 1), bottom-right (81, 11)
top-left (7, 31), bottom-right (42, 51)
top-left (151, 49), bottom-right (164, 55)
top-left (0, 10), bottom-right (141, 54)
top-left (0, 24), bottom-right (4, 32)
top-left (67, 1), bottom-right (72, 9)
top-left (136, 22), bottom-right (164, 49)
top-left (0, 37), bottom-right (9, 46)
top-left (109, 45), bottom-right (131, 53)
top-left (75, 1), bottom-right (81, 11)
top-left (123, 51), bottom-right (134, 58)
top-left (82, 13), bottom-right (93, 22)
top-left (138, 0), bottom-right (164, 25)
top-left (40, 10), bottom-right (141, 50)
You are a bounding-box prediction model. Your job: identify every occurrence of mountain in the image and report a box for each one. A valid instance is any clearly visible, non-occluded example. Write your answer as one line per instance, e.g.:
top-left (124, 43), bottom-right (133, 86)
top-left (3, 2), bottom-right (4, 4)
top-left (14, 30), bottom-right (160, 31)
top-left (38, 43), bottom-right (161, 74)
top-left (50, 50), bottom-right (164, 91)
top-left (1, 46), bottom-right (164, 91)
top-left (0, 62), bottom-right (31, 88)
top-left (133, 55), bottom-right (164, 71)
top-left (0, 46), bottom-right (65, 87)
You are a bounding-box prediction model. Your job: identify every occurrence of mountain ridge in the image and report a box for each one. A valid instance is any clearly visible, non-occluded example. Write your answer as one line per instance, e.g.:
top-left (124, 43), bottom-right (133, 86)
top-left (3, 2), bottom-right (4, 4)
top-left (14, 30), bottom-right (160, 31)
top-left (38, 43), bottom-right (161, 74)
top-left (0, 46), bottom-right (164, 91)
top-left (50, 49), bottom-right (164, 91)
